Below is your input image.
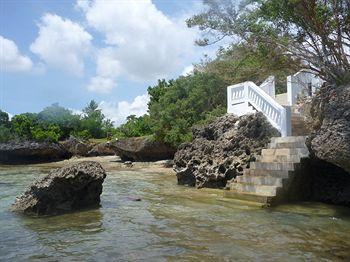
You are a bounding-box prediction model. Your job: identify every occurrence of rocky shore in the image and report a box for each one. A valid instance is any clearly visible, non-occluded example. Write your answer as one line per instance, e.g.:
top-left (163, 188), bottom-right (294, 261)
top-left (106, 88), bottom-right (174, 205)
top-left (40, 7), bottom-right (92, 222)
top-left (174, 113), bottom-right (279, 188)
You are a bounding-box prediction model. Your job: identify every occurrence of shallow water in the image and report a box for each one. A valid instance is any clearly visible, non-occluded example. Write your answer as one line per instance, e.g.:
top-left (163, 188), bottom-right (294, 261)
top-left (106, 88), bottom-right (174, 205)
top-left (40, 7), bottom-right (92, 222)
top-left (0, 164), bottom-right (350, 261)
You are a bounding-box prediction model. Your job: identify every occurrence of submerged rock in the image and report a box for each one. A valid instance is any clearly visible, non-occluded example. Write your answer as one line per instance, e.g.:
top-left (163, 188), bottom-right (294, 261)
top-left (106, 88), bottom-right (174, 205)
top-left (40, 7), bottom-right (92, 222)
top-left (174, 113), bottom-right (279, 188)
top-left (0, 141), bottom-right (70, 164)
top-left (307, 84), bottom-right (350, 174)
top-left (109, 136), bottom-right (176, 162)
top-left (11, 161), bottom-right (107, 216)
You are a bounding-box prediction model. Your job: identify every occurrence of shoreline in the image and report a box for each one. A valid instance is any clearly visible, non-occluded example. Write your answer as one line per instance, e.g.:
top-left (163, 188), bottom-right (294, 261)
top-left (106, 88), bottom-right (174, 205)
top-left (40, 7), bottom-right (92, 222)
top-left (0, 155), bottom-right (176, 175)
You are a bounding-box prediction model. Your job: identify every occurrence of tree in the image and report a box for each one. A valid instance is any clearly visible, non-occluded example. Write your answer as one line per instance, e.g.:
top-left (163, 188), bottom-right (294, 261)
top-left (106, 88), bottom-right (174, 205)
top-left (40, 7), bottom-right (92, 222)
top-left (115, 114), bottom-right (153, 138)
top-left (148, 72), bottom-right (227, 147)
top-left (38, 103), bottom-right (80, 139)
top-left (188, 0), bottom-right (350, 85)
top-left (0, 110), bottom-right (10, 127)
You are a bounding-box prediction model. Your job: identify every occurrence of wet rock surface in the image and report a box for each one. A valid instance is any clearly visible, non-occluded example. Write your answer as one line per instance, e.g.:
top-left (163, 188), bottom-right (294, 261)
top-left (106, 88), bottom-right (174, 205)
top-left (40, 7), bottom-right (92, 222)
top-left (173, 113), bottom-right (279, 188)
top-left (307, 84), bottom-right (350, 174)
top-left (0, 141), bottom-right (70, 164)
top-left (11, 161), bottom-right (107, 216)
top-left (109, 136), bottom-right (176, 162)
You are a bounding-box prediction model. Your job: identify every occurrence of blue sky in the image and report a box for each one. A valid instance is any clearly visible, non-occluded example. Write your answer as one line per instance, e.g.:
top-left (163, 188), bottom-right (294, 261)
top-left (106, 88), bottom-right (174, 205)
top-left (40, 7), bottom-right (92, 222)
top-left (0, 0), bottom-right (219, 125)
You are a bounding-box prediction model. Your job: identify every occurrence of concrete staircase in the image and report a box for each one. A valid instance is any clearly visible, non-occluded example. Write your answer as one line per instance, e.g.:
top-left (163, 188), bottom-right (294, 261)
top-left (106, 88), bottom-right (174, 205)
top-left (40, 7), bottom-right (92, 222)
top-left (224, 136), bottom-right (309, 206)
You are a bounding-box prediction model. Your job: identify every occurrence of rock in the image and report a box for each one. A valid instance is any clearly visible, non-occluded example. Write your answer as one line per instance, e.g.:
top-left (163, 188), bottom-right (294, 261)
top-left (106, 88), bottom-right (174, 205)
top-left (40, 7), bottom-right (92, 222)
top-left (173, 113), bottom-right (279, 188)
top-left (59, 136), bottom-right (92, 157)
top-left (124, 161), bottom-right (133, 168)
top-left (307, 84), bottom-right (350, 174)
top-left (88, 142), bottom-right (115, 156)
top-left (11, 161), bottom-right (107, 216)
top-left (109, 136), bottom-right (176, 162)
top-left (0, 141), bottom-right (70, 164)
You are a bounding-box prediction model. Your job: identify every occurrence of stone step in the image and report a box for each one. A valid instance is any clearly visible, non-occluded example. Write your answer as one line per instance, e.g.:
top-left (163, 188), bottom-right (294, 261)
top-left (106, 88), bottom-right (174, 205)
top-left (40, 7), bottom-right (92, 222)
top-left (250, 161), bottom-right (296, 171)
top-left (244, 169), bottom-right (291, 178)
top-left (223, 189), bottom-right (273, 204)
top-left (261, 148), bottom-right (309, 157)
top-left (268, 141), bottom-right (307, 149)
top-left (256, 154), bottom-right (301, 163)
top-left (236, 175), bottom-right (284, 186)
top-left (231, 182), bottom-right (280, 196)
top-left (270, 136), bottom-right (306, 144)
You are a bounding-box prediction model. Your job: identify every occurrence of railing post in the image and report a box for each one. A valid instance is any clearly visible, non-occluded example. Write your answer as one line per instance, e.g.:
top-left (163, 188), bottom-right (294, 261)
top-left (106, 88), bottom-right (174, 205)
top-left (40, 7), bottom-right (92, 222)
top-left (280, 106), bottom-right (291, 137)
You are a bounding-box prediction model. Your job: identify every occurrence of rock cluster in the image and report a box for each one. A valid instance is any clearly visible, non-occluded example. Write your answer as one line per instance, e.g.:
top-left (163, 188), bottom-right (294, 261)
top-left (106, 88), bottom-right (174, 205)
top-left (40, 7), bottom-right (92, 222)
top-left (307, 84), bottom-right (350, 174)
top-left (109, 136), bottom-right (176, 162)
top-left (173, 113), bottom-right (279, 188)
top-left (0, 141), bottom-right (69, 164)
top-left (11, 161), bottom-right (107, 216)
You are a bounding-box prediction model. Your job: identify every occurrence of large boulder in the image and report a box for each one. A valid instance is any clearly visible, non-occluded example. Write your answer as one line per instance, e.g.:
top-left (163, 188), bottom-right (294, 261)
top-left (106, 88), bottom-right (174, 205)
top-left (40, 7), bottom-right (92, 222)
top-left (109, 136), bottom-right (176, 161)
top-left (307, 84), bottom-right (350, 174)
top-left (11, 161), bottom-right (107, 216)
top-left (0, 141), bottom-right (70, 164)
top-left (88, 142), bottom-right (115, 156)
top-left (174, 113), bottom-right (279, 188)
top-left (59, 136), bottom-right (92, 157)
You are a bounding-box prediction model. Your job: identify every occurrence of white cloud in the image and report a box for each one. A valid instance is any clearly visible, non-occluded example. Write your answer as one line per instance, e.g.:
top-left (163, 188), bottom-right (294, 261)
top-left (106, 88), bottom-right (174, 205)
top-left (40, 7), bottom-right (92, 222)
top-left (87, 76), bottom-right (116, 94)
top-left (30, 13), bottom-right (92, 76)
top-left (0, 35), bottom-right (33, 72)
top-left (77, 0), bottom-right (196, 82)
top-left (181, 65), bottom-right (194, 76)
top-left (98, 94), bottom-right (149, 126)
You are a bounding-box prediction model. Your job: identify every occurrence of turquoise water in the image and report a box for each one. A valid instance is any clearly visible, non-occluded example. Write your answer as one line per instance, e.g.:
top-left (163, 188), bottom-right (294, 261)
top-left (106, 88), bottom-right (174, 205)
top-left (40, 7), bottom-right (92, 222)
top-left (0, 163), bottom-right (350, 261)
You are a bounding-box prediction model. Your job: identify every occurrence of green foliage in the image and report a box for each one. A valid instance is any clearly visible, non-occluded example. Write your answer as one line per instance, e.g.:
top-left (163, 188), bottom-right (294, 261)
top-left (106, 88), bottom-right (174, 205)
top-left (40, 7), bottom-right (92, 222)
top-left (72, 130), bottom-right (91, 140)
top-left (0, 110), bottom-right (10, 128)
top-left (81, 100), bottom-right (113, 139)
top-left (31, 125), bottom-right (61, 143)
top-left (11, 114), bottom-right (34, 139)
top-left (38, 103), bottom-right (80, 139)
top-left (148, 72), bottom-right (227, 147)
top-left (0, 126), bottom-right (12, 142)
top-left (114, 115), bottom-right (153, 138)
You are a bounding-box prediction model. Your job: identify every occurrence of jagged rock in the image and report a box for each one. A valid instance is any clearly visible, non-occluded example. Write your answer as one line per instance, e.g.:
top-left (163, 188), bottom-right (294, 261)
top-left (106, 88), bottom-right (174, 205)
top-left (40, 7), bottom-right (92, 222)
top-left (88, 142), bottom-right (115, 156)
top-left (59, 136), bottom-right (92, 157)
top-left (11, 161), bottom-right (107, 216)
top-left (109, 136), bottom-right (176, 162)
top-left (173, 113), bottom-right (279, 188)
top-left (0, 141), bottom-right (70, 164)
top-left (307, 84), bottom-right (350, 174)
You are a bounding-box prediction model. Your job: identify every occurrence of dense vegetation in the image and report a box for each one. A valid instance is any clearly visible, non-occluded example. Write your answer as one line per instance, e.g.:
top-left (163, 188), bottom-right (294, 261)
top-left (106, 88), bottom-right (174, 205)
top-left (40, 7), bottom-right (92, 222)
top-left (0, 101), bottom-right (113, 143)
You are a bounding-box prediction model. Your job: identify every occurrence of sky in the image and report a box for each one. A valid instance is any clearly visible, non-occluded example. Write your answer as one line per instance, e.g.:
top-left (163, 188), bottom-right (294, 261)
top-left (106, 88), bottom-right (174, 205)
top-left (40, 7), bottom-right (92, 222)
top-left (0, 0), bottom-right (220, 125)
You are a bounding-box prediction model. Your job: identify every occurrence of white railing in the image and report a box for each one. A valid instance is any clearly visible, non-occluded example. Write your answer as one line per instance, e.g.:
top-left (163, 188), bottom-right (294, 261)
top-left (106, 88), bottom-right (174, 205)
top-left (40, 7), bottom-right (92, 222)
top-left (227, 81), bottom-right (291, 137)
top-left (260, 76), bottom-right (275, 98)
top-left (287, 69), bottom-right (323, 106)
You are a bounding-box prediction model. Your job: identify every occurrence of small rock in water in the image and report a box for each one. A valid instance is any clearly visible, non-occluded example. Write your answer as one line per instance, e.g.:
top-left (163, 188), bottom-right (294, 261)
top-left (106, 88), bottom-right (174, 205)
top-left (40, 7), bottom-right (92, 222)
top-left (11, 161), bottom-right (107, 216)
top-left (124, 161), bottom-right (133, 167)
top-left (126, 196), bottom-right (142, 201)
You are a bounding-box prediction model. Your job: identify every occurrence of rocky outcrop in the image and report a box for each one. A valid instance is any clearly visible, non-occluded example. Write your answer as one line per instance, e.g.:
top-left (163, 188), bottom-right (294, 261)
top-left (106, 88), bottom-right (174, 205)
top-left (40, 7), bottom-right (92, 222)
top-left (0, 141), bottom-right (70, 164)
top-left (88, 142), bottom-right (115, 156)
top-left (59, 136), bottom-right (92, 157)
top-left (109, 136), bottom-right (176, 162)
top-left (11, 161), bottom-right (107, 216)
top-left (307, 84), bottom-right (350, 174)
top-left (173, 113), bottom-right (279, 188)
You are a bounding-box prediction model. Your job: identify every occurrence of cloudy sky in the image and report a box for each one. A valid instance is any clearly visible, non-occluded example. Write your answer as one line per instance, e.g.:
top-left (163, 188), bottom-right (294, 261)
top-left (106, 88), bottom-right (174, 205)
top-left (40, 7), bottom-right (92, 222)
top-left (0, 0), bottom-right (219, 125)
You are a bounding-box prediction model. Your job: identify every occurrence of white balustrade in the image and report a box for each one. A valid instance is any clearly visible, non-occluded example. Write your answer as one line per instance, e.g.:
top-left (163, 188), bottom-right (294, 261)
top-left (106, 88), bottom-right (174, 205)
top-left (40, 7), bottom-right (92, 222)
top-left (227, 81), bottom-right (291, 137)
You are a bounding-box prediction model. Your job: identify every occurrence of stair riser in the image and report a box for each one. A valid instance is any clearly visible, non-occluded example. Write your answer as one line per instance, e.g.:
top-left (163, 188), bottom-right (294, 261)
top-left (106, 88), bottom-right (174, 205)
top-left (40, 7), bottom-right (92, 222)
top-left (244, 169), bottom-right (291, 178)
top-left (257, 155), bottom-right (302, 163)
top-left (261, 148), bottom-right (309, 157)
top-left (250, 162), bottom-right (296, 171)
top-left (268, 142), bottom-right (307, 149)
top-left (231, 183), bottom-right (279, 196)
top-left (236, 176), bottom-right (283, 186)
top-left (270, 136), bottom-right (306, 144)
